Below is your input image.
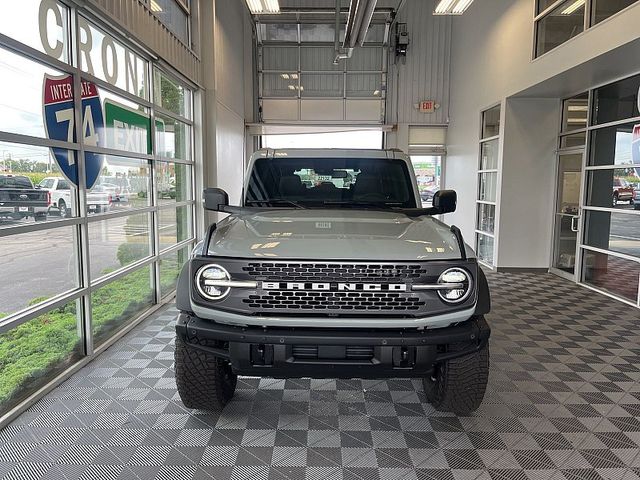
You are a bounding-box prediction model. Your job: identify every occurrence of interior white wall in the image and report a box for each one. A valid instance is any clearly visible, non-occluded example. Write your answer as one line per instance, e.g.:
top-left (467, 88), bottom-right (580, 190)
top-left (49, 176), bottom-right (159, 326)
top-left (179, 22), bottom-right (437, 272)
top-left (445, 0), bottom-right (640, 268)
top-left (214, 0), bottom-right (250, 205)
top-left (385, 0), bottom-right (451, 153)
top-left (498, 98), bottom-right (559, 268)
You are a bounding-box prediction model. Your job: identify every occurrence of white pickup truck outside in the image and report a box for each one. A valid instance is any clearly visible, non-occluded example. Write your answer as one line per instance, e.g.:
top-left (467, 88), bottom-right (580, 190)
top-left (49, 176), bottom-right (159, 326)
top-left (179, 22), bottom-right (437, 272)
top-left (38, 177), bottom-right (112, 216)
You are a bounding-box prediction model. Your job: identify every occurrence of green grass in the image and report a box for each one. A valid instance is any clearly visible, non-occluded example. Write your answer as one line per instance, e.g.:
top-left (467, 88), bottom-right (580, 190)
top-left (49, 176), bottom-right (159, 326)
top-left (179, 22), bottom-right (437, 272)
top-left (0, 259), bottom-right (183, 412)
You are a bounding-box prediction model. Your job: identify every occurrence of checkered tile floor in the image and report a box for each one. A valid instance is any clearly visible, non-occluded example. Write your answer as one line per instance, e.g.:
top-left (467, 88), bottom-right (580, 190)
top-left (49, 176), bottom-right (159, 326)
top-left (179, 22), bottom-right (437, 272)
top-left (2, 272), bottom-right (640, 480)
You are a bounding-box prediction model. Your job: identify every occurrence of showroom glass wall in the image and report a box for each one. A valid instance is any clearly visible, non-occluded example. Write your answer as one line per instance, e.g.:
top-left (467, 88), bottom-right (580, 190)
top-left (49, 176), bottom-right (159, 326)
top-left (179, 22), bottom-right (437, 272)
top-left (476, 105), bottom-right (501, 268)
top-left (535, 0), bottom-right (640, 57)
top-left (0, 0), bottom-right (196, 422)
top-left (557, 73), bottom-right (640, 306)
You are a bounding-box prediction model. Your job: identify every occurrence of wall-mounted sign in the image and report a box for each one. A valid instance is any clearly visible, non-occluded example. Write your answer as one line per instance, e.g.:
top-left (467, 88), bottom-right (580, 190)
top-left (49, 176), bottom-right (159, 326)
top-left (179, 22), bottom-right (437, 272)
top-left (104, 99), bottom-right (152, 154)
top-left (415, 100), bottom-right (440, 114)
top-left (42, 74), bottom-right (104, 188)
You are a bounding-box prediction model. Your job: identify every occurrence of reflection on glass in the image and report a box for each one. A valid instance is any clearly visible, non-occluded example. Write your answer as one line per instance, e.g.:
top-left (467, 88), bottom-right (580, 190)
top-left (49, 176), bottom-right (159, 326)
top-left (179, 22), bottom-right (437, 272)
top-left (592, 73), bottom-right (640, 125)
top-left (586, 169), bottom-right (638, 209)
top-left (562, 94), bottom-right (588, 132)
top-left (348, 48), bottom-right (383, 71)
top-left (88, 212), bottom-right (151, 280)
top-left (153, 69), bottom-right (191, 118)
top-left (158, 206), bottom-right (192, 251)
top-left (301, 73), bottom-right (343, 97)
top-left (263, 46), bottom-right (299, 71)
top-left (100, 95), bottom-right (152, 155)
top-left (300, 47), bottom-right (341, 71)
top-left (478, 172), bottom-right (497, 202)
top-left (477, 203), bottom-right (496, 234)
top-left (152, 0), bottom-right (188, 43)
top-left (0, 226), bottom-right (78, 317)
top-left (90, 156), bottom-right (150, 214)
top-left (411, 156), bottom-right (442, 207)
top-left (477, 234), bottom-right (494, 265)
top-left (155, 114), bottom-right (191, 161)
top-left (0, 300), bottom-right (82, 416)
top-left (560, 132), bottom-right (586, 148)
top-left (585, 210), bottom-right (640, 258)
top-left (259, 24), bottom-right (298, 42)
top-left (0, 47), bottom-right (71, 138)
top-left (0, 0), bottom-right (69, 62)
top-left (480, 139), bottom-right (499, 170)
top-left (78, 16), bottom-right (148, 99)
top-left (159, 246), bottom-right (189, 297)
top-left (593, 0), bottom-right (638, 25)
top-left (300, 24), bottom-right (338, 43)
top-left (589, 122), bottom-right (640, 167)
top-left (536, 0), bottom-right (585, 57)
top-left (553, 214), bottom-right (578, 274)
top-left (537, 0), bottom-right (559, 13)
top-left (92, 266), bottom-right (154, 347)
top-left (263, 73), bottom-right (300, 98)
top-left (156, 162), bottom-right (191, 204)
top-left (583, 249), bottom-right (640, 302)
top-left (346, 74), bottom-right (383, 97)
top-left (482, 105), bottom-right (501, 139)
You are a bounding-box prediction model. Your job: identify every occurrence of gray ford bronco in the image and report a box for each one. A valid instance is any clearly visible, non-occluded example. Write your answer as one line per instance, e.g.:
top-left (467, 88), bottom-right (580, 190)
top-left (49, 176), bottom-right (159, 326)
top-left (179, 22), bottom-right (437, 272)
top-left (175, 148), bottom-right (491, 415)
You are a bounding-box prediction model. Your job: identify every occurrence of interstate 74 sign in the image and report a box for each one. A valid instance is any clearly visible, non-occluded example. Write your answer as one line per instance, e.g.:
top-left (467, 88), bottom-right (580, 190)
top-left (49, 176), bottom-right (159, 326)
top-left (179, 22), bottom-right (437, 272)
top-left (43, 74), bottom-right (105, 188)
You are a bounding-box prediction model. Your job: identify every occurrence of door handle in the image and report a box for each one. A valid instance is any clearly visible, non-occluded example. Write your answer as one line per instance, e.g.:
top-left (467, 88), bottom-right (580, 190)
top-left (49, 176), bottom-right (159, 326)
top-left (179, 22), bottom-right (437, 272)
top-left (570, 215), bottom-right (580, 233)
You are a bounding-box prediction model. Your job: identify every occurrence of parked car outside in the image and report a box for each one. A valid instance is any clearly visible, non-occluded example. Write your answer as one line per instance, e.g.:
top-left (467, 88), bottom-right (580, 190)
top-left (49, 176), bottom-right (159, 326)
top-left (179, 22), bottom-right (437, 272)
top-left (38, 177), bottom-right (112, 216)
top-left (613, 177), bottom-right (634, 205)
top-left (0, 174), bottom-right (49, 221)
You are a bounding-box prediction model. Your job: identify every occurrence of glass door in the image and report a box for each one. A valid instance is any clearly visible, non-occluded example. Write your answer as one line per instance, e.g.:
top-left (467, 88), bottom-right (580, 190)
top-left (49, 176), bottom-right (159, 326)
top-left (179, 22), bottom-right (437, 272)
top-left (551, 152), bottom-right (583, 279)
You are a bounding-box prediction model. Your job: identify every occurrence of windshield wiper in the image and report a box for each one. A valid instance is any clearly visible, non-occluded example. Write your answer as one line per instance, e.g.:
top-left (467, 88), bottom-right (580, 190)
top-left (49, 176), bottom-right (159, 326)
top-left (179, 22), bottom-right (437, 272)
top-left (245, 199), bottom-right (307, 209)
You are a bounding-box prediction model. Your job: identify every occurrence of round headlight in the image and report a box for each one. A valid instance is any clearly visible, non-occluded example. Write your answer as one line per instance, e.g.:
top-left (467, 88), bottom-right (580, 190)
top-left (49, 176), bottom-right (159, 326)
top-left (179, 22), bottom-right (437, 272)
top-left (196, 264), bottom-right (231, 301)
top-left (437, 267), bottom-right (472, 304)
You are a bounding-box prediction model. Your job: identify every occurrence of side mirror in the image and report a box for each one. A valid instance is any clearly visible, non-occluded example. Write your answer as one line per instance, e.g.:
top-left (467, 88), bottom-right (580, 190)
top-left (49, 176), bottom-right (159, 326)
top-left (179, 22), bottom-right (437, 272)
top-left (432, 190), bottom-right (457, 214)
top-left (203, 188), bottom-right (229, 211)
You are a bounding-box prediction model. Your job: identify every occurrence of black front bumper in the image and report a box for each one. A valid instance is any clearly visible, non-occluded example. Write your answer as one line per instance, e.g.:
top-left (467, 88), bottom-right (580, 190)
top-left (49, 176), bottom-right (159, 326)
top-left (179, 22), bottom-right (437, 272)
top-left (176, 313), bottom-right (490, 379)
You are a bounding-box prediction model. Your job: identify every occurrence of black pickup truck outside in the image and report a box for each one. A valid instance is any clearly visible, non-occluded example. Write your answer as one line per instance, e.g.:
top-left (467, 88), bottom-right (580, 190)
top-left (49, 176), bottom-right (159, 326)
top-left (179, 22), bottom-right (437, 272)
top-left (0, 175), bottom-right (49, 221)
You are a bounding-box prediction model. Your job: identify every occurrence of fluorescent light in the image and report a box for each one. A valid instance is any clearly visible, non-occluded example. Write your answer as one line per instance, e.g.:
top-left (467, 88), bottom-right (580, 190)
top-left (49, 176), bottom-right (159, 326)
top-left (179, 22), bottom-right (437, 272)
top-left (150, 0), bottom-right (162, 12)
top-left (280, 73), bottom-right (290, 79)
top-left (567, 105), bottom-right (588, 112)
top-left (245, 0), bottom-right (280, 14)
top-left (452, 0), bottom-right (474, 14)
top-left (561, 0), bottom-right (585, 14)
top-left (434, 0), bottom-right (456, 14)
top-left (434, 0), bottom-right (474, 15)
top-left (263, 0), bottom-right (280, 13)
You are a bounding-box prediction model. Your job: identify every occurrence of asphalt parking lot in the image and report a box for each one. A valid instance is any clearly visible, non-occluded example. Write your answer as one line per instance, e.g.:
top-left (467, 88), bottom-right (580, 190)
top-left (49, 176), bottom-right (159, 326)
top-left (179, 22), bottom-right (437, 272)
top-left (0, 211), bottom-right (177, 316)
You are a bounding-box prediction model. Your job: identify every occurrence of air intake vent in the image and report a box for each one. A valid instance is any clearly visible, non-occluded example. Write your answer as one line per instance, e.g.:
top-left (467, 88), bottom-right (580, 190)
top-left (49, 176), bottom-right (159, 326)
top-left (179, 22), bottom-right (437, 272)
top-left (291, 345), bottom-right (375, 361)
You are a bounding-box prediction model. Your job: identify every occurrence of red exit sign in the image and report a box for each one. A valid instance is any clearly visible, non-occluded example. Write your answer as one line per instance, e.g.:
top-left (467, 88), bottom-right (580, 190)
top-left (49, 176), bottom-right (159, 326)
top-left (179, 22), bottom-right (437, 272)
top-left (419, 100), bottom-right (436, 113)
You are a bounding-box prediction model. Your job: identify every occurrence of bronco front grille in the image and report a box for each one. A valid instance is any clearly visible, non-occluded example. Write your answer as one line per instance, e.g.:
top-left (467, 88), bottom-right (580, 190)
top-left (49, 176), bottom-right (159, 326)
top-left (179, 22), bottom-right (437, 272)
top-left (242, 262), bottom-right (427, 282)
top-left (243, 291), bottom-right (425, 312)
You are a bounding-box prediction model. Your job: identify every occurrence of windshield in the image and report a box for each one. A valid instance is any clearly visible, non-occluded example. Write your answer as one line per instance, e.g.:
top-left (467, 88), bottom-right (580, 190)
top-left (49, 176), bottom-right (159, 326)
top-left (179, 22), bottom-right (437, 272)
top-left (0, 176), bottom-right (33, 189)
top-left (245, 157), bottom-right (417, 209)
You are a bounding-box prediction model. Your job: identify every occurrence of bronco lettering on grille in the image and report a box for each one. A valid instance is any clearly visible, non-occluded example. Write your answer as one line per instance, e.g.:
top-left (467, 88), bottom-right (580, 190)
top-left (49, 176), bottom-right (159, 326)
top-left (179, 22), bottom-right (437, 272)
top-left (262, 282), bottom-right (408, 292)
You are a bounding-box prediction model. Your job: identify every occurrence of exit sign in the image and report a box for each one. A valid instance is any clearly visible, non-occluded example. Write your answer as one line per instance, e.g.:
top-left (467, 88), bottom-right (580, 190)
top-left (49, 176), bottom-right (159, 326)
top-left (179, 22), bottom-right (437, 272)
top-left (419, 100), bottom-right (436, 113)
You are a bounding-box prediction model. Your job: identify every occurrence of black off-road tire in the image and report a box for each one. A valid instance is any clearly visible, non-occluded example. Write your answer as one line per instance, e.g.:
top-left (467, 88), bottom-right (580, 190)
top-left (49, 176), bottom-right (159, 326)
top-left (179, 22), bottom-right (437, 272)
top-left (423, 339), bottom-right (489, 415)
top-left (174, 335), bottom-right (237, 411)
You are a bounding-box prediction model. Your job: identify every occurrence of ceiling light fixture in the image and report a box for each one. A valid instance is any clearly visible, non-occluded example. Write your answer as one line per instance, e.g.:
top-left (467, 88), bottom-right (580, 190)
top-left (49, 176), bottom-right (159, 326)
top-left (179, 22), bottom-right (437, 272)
top-left (561, 0), bottom-right (585, 15)
top-left (245, 0), bottom-right (280, 14)
top-left (150, 0), bottom-right (163, 12)
top-left (434, 0), bottom-right (474, 15)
